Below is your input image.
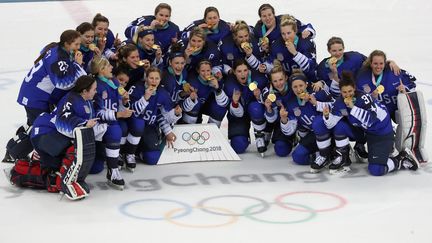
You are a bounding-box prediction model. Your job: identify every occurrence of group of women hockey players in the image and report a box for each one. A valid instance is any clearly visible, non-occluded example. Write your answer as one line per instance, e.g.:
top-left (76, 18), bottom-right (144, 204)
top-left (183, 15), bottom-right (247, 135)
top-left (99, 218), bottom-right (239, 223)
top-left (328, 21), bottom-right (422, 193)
top-left (4, 3), bottom-right (425, 200)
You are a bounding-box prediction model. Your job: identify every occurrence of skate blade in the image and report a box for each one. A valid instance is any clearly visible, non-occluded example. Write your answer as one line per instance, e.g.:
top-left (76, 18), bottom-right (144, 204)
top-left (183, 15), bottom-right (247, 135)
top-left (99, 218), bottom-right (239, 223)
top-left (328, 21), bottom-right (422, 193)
top-left (260, 153), bottom-right (265, 158)
top-left (310, 168), bottom-right (324, 174)
top-left (2, 158), bottom-right (15, 163)
top-left (126, 166), bottom-right (135, 173)
top-left (107, 180), bottom-right (125, 191)
top-left (3, 168), bottom-right (13, 185)
top-left (329, 166), bottom-right (351, 175)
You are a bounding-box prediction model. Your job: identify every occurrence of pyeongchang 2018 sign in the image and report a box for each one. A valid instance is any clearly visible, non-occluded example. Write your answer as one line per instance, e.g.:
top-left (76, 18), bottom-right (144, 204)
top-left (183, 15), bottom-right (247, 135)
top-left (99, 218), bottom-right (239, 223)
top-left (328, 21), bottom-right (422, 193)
top-left (159, 124), bottom-right (241, 164)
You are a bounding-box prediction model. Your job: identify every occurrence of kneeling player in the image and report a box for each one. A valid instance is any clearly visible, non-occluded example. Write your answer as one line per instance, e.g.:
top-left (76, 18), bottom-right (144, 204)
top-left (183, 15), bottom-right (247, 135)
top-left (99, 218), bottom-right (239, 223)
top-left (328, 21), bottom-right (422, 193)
top-left (337, 73), bottom-right (419, 176)
top-left (223, 59), bottom-right (269, 156)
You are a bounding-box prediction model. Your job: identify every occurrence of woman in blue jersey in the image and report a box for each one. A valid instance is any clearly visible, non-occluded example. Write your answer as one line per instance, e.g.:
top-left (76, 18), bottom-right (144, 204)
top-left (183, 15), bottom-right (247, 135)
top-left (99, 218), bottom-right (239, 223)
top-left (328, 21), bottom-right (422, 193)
top-left (5, 30), bottom-right (86, 163)
top-left (130, 29), bottom-right (164, 68)
top-left (17, 29), bottom-right (86, 124)
top-left (219, 20), bottom-right (263, 74)
top-left (124, 3), bottom-right (179, 53)
top-left (91, 56), bottom-right (134, 190)
top-left (180, 60), bottom-right (228, 127)
top-left (29, 75), bottom-right (99, 197)
top-left (76, 22), bottom-right (101, 72)
top-left (264, 15), bottom-right (317, 82)
top-left (253, 4), bottom-right (315, 55)
top-left (161, 43), bottom-right (189, 109)
top-left (223, 59), bottom-right (269, 155)
top-left (317, 37), bottom-right (402, 97)
top-left (331, 72), bottom-right (419, 176)
top-left (182, 27), bottom-right (221, 76)
top-left (356, 50), bottom-right (416, 121)
top-left (116, 43), bottom-right (145, 90)
top-left (123, 66), bottom-right (181, 167)
top-left (181, 6), bottom-right (231, 45)
top-left (31, 75), bottom-right (98, 175)
top-left (92, 13), bottom-right (121, 62)
top-left (261, 63), bottom-right (296, 158)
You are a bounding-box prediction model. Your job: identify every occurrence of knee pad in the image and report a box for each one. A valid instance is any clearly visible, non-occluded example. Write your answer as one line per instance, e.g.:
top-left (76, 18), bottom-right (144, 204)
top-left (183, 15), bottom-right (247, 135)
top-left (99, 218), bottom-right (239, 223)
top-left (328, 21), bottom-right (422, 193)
top-left (292, 144), bottom-right (310, 165)
top-left (311, 116), bottom-right (329, 136)
top-left (368, 163), bottom-right (388, 176)
top-left (104, 124), bottom-right (123, 143)
top-left (230, 136), bottom-right (249, 154)
top-left (248, 102), bottom-right (265, 121)
top-left (89, 159), bottom-right (104, 174)
top-left (141, 151), bottom-right (161, 165)
top-left (274, 140), bottom-right (292, 157)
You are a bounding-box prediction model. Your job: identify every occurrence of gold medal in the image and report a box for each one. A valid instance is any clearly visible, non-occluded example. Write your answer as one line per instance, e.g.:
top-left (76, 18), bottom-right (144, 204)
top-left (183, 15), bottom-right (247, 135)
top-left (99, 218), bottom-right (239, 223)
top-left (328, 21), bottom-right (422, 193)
top-left (267, 93), bottom-right (276, 103)
top-left (183, 83), bottom-right (191, 93)
top-left (376, 85), bottom-right (385, 94)
top-left (137, 60), bottom-right (145, 66)
top-left (260, 36), bottom-right (269, 45)
top-left (206, 76), bottom-right (213, 81)
top-left (299, 92), bottom-right (308, 99)
top-left (88, 43), bottom-right (96, 51)
top-left (344, 97), bottom-right (352, 104)
top-left (118, 87), bottom-right (127, 96)
top-left (248, 82), bottom-right (257, 91)
top-left (152, 44), bottom-right (159, 50)
top-left (329, 57), bottom-right (338, 65)
top-left (241, 42), bottom-right (251, 49)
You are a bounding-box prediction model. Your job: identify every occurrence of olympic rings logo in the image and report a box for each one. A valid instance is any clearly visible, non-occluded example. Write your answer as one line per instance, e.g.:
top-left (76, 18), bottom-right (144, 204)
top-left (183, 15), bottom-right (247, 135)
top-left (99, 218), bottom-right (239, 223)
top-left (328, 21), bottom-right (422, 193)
top-left (181, 131), bottom-right (210, 145)
top-left (119, 191), bottom-right (348, 228)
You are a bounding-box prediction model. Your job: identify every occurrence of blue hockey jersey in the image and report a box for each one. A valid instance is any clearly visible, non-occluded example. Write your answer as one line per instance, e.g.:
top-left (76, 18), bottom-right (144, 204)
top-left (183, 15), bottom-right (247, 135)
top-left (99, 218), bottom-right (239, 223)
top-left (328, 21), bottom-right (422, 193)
top-left (93, 76), bottom-right (123, 125)
top-left (317, 51), bottom-right (366, 97)
top-left (160, 67), bottom-right (188, 106)
top-left (268, 36), bottom-right (317, 81)
top-left (181, 19), bottom-right (231, 44)
top-left (17, 46), bottom-right (86, 111)
top-left (128, 82), bottom-right (175, 126)
top-left (356, 66), bottom-right (416, 116)
top-left (55, 91), bottom-right (95, 138)
top-left (218, 34), bottom-right (264, 71)
top-left (253, 15), bottom-right (316, 44)
top-left (124, 15), bottom-right (179, 53)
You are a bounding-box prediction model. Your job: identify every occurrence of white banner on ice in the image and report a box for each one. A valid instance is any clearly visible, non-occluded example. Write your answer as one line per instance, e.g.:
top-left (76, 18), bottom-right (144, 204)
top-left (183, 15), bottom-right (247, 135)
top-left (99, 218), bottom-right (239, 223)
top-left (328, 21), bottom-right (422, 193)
top-left (159, 124), bottom-right (241, 164)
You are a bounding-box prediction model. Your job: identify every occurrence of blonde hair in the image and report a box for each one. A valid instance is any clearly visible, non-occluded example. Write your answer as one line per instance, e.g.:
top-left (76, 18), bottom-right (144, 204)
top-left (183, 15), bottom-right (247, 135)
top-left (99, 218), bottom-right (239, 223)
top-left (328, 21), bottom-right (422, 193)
top-left (269, 60), bottom-right (286, 81)
top-left (189, 27), bottom-right (207, 41)
top-left (363, 50), bottom-right (387, 69)
top-left (145, 66), bottom-right (162, 78)
top-left (290, 68), bottom-right (305, 77)
top-left (232, 20), bottom-right (249, 36)
top-left (90, 56), bottom-right (110, 75)
top-left (279, 15), bottom-right (297, 33)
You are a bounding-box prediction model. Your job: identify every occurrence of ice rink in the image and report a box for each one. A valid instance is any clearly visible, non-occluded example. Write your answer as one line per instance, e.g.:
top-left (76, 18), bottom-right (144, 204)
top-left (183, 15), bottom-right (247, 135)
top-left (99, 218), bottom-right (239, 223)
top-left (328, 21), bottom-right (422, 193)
top-left (0, 0), bottom-right (432, 242)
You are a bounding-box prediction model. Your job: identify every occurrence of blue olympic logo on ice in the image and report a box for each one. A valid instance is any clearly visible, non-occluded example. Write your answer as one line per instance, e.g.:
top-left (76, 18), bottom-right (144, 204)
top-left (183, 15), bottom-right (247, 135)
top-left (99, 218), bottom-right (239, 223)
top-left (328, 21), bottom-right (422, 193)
top-left (181, 131), bottom-right (210, 145)
top-left (118, 191), bottom-right (348, 228)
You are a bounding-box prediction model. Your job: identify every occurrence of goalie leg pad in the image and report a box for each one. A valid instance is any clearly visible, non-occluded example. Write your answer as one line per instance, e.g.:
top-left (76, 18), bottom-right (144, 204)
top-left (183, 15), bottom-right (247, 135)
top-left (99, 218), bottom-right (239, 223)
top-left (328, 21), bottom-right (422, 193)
top-left (57, 127), bottom-right (96, 200)
top-left (396, 91), bottom-right (428, 163)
